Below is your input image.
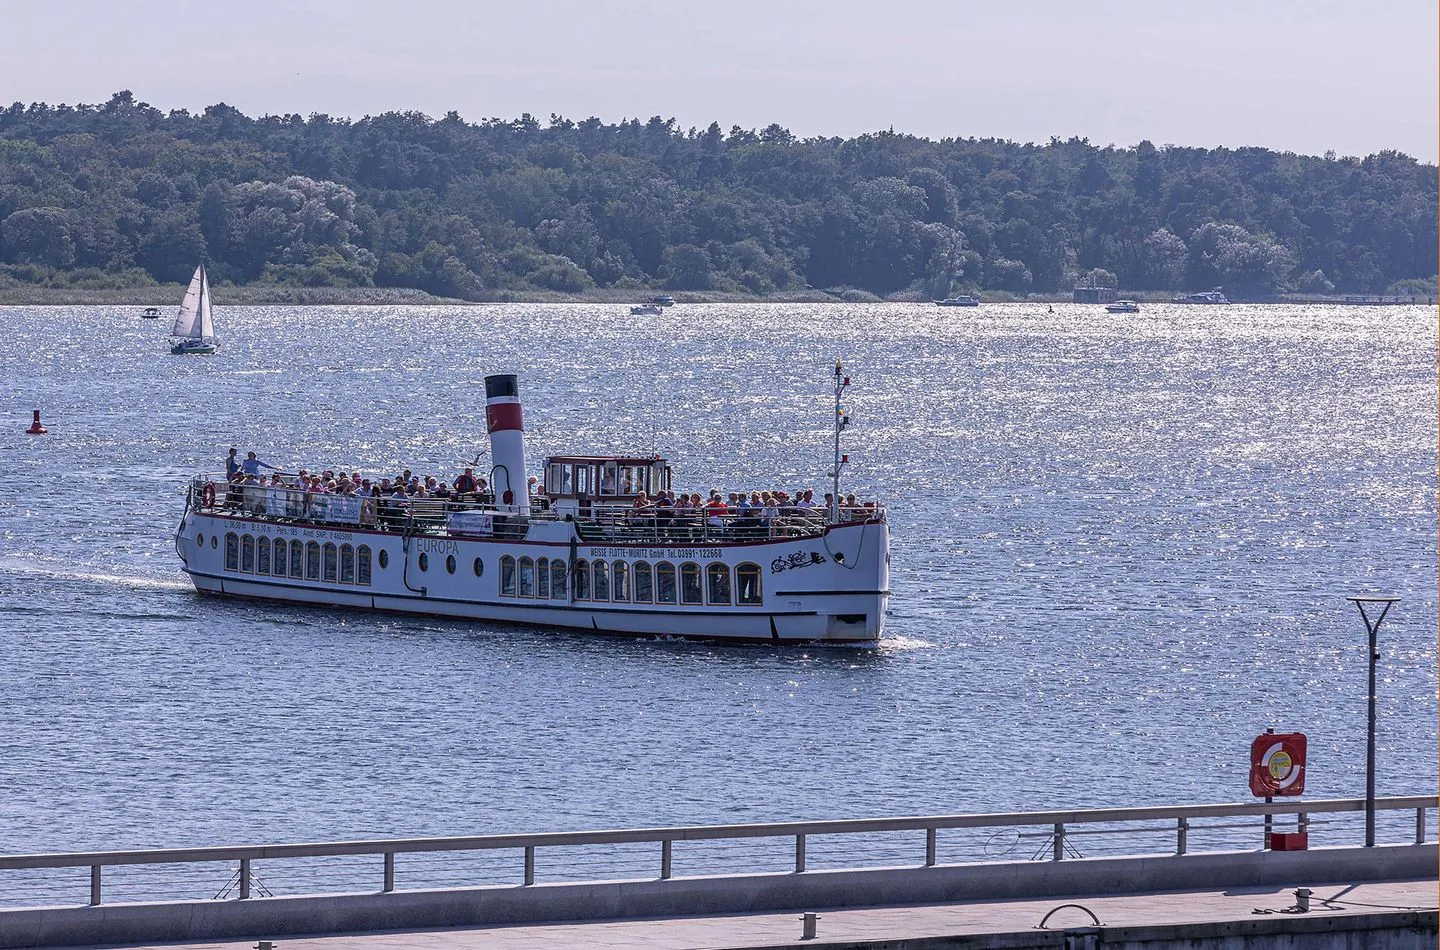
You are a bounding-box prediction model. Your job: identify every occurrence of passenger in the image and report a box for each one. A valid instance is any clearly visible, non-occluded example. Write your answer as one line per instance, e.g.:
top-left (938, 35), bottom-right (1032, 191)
top-left (760, 493), bottom-right (780, 535)
top-left (226, 446), bottom-right (241, 480)
top-left (241, 451), bottom-right (280, 478)
top-left (630, 491), bottom-right (653, 528)
top-left (434, 482), bottom-right (452, 500)
top-left (455, 467), bottom-right (479, 496)
top-left (653, 491), bottom-right (674, 532)
top-left (705, 492), bottom-right (728, 530)
top-left (599, 470), bottom-right (617, 494)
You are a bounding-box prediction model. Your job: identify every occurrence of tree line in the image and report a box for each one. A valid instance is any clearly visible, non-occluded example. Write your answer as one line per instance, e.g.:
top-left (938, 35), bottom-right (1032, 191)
top-left (0, 91), bottom-right (1434, 300)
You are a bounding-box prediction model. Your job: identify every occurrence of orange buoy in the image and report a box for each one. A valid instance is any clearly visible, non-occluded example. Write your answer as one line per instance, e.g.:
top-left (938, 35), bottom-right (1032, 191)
top-left (25, 409), bottom-right (47, 435)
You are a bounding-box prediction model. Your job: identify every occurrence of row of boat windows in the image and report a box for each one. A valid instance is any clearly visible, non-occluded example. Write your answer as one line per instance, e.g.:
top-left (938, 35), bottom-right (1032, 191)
top-left (213, 532), bottom-right (376, 585)
top-left (205, 531), bottom-right (762, 606)
top-left (499, 557), bottom-right (763, 606)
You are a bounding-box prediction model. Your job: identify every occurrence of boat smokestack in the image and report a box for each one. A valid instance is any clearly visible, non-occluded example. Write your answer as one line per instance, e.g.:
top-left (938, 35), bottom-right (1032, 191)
top-left (484, 374), bottom-right (530, 516)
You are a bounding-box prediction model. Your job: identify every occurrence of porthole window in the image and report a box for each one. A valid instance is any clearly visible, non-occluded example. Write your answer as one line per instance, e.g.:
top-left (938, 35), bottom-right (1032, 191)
top-left (419, 552), bottom-right (429, 572)
top-left (378, 548), bottom-right (390, 569)
top-left (446, 554), bottom-right (457, 575)
top-left (196, 533), bottom-right (205, 547)
top-left (473, 557), bottom-right (484, 577)
top-left (211, 535), bottom-right (218, 549)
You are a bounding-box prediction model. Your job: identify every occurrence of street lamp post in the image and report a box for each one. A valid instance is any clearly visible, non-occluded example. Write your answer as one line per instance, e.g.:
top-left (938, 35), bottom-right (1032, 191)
top-left (1347, 595), bottom-right (1398, 848)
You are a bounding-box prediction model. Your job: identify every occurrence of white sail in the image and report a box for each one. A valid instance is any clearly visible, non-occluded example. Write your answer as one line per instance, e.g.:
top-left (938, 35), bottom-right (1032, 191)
top-left (197, 267), bottom-right (214, 339)
top-left (172, 265), bottom-right (212, 339)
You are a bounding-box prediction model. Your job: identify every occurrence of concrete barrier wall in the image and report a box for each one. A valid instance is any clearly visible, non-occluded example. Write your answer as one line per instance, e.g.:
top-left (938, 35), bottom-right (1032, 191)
top-left (0, 843), bottom-right (1433, 948)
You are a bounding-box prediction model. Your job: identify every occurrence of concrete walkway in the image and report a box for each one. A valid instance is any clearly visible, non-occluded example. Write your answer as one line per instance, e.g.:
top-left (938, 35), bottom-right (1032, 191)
top-left (47, 879), bottom-right (1438, 950)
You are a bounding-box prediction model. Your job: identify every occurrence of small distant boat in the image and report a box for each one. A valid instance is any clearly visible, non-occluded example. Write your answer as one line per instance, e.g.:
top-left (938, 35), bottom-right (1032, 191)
top-left (1172, 289), bottom-right (1229, 305)
top-left (647, 294), bottom-right (676, 307)
top-left (934, 294), bottom-right (981, 307)
top-left (169, 264), bottom-right (219, 355)
top-left (1105, 299), bottom-right (1140, 313)
top-left (141, 306), bottom-right (161, 319)
top-left (630, 303), bottom-right (665, 316)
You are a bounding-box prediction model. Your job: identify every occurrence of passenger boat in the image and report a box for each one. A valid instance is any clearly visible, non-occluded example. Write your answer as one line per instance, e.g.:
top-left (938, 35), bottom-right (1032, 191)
top-left (629, 303), bottom-right (664, 316)
top-left (141, 306), bottom-right (161, 319)
top-left (1105, 299), bottom-right (1140, 313)
top-left (1172, 289), bottom-right (1229, 304)
top-left (934, 294), bottom-right (981, 307)
top-left (169, 264), bottom-right (219, 355)
top-left (173, 367), bottom-right (889, 644)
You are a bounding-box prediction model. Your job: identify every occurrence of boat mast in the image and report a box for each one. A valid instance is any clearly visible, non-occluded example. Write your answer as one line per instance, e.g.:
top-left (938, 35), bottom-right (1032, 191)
top-left (830, 357), bottom-right (850, 522)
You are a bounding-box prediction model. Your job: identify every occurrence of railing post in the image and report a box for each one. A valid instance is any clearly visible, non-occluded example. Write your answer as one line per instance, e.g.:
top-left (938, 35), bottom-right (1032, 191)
top-left (524, 846), bottom-right (535, 886)
top-left (1176, 817), bottom-right (1189, 855)
top-left (795, 834), bottom-right (807, 873)
top-left (89, 865), bottom-right (101, 906)
top-left (925, 827), bottom-right (937, 867)
top-left (661, 840), bottom-right (672, 880)
top-left (239, 858), bottom-right (251, 900)
top-left (1053, 823), bottom-right (1064, 861)
top-left (1298, 811), bottom-right (1310, 838)
top-left (1417, 807), bottom-right (1427, 845)
top-left (383, 852), bottom-right (395, 893)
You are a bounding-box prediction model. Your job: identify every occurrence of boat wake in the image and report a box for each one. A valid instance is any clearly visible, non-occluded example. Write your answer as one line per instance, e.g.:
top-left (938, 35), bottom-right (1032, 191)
top-left (0, 559), bottom-right (190, 591)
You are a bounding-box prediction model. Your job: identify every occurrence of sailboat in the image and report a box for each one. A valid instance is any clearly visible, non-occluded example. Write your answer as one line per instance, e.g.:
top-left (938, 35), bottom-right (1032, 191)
top-left (169, 264), bottom-right (219, 355)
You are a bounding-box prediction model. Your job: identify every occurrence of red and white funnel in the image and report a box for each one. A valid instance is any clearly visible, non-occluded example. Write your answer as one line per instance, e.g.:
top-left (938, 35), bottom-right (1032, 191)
top-left (485, 374), bottom-right (530, 515)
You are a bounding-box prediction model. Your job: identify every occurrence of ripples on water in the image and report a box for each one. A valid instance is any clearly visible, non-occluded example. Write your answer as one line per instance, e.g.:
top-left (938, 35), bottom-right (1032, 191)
top-left (0, 302), bottom-right (1435, 853)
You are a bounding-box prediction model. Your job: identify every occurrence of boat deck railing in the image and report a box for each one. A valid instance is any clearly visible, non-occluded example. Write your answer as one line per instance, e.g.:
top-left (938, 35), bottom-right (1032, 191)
top-left (186, 475), bottom-right (884, 545)
top-left (0, 796), bottom-right (1431, 910)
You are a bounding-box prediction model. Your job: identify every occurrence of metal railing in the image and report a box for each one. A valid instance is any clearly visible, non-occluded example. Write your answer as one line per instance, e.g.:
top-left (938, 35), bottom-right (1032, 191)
top-left (186, 473), bottom-right (884, 544)
top-left (1, 796), bottom-right (1432, 910)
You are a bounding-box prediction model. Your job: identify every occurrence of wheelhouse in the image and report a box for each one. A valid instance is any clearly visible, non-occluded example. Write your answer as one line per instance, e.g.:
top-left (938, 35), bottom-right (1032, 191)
top-left (544, 455), bottom-right (673, 501)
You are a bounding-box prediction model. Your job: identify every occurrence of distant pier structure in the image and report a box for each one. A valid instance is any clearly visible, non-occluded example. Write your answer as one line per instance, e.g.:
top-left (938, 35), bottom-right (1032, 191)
top-left (1073, 282), bottom-right (1118, 304)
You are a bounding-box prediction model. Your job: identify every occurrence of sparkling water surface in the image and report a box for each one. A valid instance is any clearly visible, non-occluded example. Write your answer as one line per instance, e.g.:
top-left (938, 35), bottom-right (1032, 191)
top-left (0, 302), bottom-right (1435, 855)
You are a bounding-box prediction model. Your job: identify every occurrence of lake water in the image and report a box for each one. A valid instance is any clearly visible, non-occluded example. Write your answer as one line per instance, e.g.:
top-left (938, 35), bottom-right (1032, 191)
top-left (1, 302), bottom-right (1435, 857)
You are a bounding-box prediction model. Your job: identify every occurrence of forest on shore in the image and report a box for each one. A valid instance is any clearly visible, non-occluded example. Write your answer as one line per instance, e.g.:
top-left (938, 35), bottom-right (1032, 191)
top-left (0, 91), bottom-right (1435, 302)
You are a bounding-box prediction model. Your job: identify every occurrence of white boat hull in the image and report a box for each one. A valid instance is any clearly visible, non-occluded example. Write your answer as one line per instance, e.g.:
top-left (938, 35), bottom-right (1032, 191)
top-left (176, 511), bottom-right (890, 644)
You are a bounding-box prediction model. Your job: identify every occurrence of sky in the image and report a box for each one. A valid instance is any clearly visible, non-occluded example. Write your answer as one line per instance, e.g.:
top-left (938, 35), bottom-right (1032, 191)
top-left (4, 0), bottom-right (1437, 162)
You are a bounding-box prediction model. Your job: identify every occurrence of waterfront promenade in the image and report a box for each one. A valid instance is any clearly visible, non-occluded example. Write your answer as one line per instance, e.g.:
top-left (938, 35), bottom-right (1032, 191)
top-left (38, 879), bottom-right (1440, 949)
top-left (2, 797), bottom-right (1434, 949)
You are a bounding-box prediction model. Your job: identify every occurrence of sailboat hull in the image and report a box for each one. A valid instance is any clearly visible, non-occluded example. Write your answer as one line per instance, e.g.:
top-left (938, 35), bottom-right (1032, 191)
top-left (171, 340), bottom-right (219, 355)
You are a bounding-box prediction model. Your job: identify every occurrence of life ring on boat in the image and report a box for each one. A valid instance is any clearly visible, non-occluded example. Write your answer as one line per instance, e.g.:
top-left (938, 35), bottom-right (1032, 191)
top-left (201, 482), bottom-right (217, 508)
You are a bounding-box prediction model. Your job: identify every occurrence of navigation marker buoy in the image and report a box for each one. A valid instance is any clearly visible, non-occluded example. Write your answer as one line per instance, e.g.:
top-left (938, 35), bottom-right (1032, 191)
top-left (25, 409), bottom-right (47, 435)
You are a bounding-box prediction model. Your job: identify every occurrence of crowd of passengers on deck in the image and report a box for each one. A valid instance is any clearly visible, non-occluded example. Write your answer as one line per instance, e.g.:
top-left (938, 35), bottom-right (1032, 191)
top-left (213, 449), bottom-right (878, 534)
